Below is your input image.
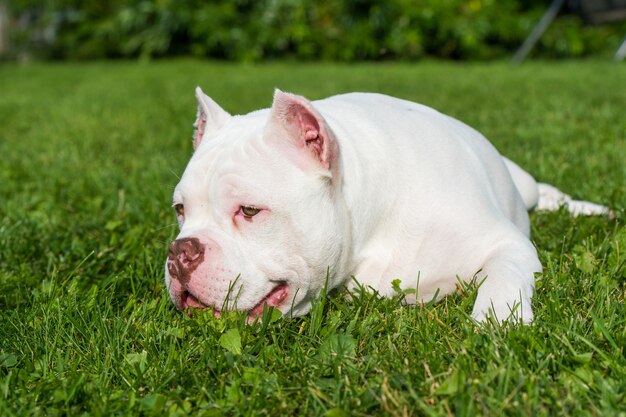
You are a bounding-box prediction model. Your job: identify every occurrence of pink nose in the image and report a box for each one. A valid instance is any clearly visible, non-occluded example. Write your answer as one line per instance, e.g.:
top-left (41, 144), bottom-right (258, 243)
top-left (167, 237), bottom-right (205, 283)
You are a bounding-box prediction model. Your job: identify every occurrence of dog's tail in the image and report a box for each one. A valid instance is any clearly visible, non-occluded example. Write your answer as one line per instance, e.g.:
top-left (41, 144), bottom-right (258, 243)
top-left (536, 183), bottom-right (613, 217)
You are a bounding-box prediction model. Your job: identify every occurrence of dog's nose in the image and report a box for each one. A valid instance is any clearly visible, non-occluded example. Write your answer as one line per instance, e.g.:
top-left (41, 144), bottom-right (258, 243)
top-left (167, 237), bottom-right (205, 282)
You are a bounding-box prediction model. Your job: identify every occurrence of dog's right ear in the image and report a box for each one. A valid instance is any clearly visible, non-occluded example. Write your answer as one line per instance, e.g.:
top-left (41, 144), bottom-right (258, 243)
top-left (193, 87), bottom-right (231, 150)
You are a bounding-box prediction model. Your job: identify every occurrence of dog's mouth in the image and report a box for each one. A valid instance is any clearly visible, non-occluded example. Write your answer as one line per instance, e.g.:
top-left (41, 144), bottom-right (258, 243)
top-left (180, 291), bottom-right (221, 318)
top-left (248, 282), bottom-right (289, 318)
top-left (180, 282), bottom-right (289, 319)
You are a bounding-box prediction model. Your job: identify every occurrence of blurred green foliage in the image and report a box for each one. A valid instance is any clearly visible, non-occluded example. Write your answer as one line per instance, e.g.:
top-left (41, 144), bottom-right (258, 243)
top-left (7, 0), bottom-right (626, 60)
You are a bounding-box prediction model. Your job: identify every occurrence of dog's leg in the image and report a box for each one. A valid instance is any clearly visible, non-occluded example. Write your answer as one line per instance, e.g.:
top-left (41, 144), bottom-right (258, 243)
top-left (537, 183), bottom-right (612, 217)
top-left (472, 237), bottom-right (541, 324)
top-left (504, 158), bottom-right (611, 217)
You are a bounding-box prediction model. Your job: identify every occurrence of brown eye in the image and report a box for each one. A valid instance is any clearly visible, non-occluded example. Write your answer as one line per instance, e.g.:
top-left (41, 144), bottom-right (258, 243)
top-left (174, 204), bottom-right (184, 217)
top-left (241, 206), bottom-right (261, 218)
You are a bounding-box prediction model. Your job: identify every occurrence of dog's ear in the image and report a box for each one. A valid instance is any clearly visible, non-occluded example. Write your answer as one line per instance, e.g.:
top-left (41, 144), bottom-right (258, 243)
top-left (266, 89), bottom-right (338, 173)
top-left (193, 87), bottom-right (231, 150)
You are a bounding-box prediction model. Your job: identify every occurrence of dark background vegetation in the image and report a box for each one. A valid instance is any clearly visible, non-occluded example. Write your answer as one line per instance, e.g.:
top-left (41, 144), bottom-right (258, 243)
top-left (5, 0), bottom-right (626, 61)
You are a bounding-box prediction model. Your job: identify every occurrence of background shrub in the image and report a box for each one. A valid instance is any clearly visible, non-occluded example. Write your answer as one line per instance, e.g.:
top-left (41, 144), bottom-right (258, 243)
top-left (6, 0), bottom-right (626, 60)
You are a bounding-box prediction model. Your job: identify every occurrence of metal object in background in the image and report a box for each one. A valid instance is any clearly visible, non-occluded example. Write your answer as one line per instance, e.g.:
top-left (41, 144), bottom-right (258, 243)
top-left (514, 0), bottom-right (626, 62)
top-left (616, 36), bottom-right (626, 60)
top-left (513, 0), bottom-right (567, 63)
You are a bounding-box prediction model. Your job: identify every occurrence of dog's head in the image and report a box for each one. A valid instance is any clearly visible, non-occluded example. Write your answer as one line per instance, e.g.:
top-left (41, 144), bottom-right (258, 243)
top-left (165, 89), bottom-right (350, 319)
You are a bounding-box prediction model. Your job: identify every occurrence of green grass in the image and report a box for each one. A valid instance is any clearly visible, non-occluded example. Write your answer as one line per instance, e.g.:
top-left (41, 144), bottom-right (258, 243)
top-left (0, 60), bottom-right (625, 416)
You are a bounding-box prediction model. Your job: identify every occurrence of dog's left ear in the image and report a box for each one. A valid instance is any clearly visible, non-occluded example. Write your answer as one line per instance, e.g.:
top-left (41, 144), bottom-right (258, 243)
top-left (193, 87), bottom-right (231, 150)
top-left (266, 89), bottom-right (338, 173)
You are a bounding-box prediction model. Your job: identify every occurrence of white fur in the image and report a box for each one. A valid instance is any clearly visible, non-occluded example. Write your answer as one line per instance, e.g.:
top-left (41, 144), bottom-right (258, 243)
top-left (165, 90), bottom-right (610, 324)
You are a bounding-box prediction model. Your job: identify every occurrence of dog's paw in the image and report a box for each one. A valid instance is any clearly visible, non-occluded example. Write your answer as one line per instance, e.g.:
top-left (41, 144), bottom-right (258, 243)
top-left (471, 300), bottom-right (533, 325)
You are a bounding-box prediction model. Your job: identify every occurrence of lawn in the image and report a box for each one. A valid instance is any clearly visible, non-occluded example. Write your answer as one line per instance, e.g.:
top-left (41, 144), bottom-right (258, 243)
top-left (0, 60), bottom-right (625, 416)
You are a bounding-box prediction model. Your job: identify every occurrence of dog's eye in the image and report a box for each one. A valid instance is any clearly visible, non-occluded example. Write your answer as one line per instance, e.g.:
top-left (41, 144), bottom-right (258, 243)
top-left (241, 206), bottom-right (261, 218)
top-left (174, 204), bottom-right (184, 217)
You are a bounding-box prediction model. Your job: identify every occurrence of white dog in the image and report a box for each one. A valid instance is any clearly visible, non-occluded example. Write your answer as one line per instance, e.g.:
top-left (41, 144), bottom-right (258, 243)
top-left (165, 89), bottom-right (609, 323)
